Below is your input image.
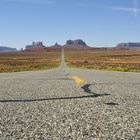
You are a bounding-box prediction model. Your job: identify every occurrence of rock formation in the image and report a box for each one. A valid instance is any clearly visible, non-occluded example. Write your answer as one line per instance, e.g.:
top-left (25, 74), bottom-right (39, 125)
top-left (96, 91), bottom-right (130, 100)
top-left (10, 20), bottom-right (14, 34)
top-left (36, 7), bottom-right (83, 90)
top-left (116, 42), bottom-right (140, 49)
top-left (25, 41), bottom-right (46, 51)
top-left (64, 39), bottom-right (89, 48)
top-left (50, 42), bottom-right (62, 48)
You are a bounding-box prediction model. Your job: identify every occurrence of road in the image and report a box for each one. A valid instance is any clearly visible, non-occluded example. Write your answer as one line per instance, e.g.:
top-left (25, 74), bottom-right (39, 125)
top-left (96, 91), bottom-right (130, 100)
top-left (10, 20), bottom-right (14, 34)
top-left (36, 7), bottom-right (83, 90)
top-left (0, 49), bottom-right (140, 139)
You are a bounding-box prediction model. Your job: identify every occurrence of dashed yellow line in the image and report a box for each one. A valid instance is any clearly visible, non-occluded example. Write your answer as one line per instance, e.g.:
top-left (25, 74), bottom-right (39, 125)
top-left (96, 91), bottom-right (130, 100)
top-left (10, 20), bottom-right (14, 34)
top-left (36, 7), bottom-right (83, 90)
top-left (72, 76), bottom-right (85, 84)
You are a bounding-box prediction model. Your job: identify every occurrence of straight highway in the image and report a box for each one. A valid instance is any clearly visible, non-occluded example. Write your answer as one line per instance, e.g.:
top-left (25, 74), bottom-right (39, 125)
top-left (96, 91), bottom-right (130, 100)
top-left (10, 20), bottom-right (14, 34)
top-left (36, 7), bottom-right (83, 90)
top-left (0, 49), bottom-right (140, 139)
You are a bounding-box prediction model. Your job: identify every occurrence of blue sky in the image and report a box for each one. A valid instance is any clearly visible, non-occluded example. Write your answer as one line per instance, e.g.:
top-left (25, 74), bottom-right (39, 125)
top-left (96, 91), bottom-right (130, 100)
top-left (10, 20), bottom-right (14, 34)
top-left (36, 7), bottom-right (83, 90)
top-left (0, 0), bottom-right (140, 49)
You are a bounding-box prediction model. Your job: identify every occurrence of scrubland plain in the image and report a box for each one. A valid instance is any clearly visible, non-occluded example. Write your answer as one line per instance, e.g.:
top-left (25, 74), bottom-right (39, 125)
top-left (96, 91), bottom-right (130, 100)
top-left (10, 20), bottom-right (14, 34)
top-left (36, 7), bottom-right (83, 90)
top-left (0, 49), bottom-right (61, 73)
top-left (65, 49), bottom-right (140, 72)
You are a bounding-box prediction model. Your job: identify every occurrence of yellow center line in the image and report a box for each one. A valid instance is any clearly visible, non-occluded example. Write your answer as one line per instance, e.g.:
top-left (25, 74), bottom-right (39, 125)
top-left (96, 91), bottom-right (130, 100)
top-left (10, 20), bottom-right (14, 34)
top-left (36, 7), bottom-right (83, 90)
top-left (72, 76), bottom-right (85, 84)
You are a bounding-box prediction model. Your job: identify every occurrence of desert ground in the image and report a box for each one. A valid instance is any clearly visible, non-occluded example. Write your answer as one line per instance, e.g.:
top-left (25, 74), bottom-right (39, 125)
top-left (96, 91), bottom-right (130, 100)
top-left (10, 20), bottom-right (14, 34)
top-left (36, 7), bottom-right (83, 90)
top-left (0, 49), bottom-right (61, 73)
top-left (65, 48), bottom-right (140, 72)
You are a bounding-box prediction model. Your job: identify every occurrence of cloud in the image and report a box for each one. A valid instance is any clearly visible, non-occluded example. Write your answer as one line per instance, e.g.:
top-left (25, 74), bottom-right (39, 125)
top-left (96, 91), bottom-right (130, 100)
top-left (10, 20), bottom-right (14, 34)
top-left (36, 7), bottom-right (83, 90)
top-left (109, 6), bottom-right (140, 17)
top-left (0, 0), bottom-right (54, 5)
top-left (76, 2), bottom-right (140, 16)
top-left (111, 7), bottom-right (140, 12)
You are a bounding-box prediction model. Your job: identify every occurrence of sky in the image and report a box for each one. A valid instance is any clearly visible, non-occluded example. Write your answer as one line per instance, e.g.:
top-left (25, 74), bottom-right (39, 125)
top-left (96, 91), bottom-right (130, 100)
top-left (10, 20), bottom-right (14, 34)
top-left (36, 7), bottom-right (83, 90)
top-left (0, 0), bottom-right (140, 49)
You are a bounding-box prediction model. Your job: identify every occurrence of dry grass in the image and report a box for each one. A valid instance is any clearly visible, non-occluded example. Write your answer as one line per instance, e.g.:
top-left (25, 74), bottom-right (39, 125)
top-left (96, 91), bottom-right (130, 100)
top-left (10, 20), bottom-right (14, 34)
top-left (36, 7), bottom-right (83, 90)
top-left (65, 49), bottom-right (140, 72)
top-left (0, 50), bottom-right (61, 73)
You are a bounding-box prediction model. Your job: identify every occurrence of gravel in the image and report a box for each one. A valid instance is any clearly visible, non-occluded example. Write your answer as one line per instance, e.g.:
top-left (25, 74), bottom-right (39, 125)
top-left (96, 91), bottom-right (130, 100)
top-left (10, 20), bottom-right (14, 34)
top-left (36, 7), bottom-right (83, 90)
top-left (0, 50), bottom-right (140, 139)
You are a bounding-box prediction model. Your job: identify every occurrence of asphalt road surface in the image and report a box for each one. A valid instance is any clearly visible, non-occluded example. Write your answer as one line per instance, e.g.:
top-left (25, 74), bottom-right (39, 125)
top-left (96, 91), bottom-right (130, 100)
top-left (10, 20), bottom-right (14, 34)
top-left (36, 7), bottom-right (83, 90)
top-left (0, 49), bottom-right (140, 139)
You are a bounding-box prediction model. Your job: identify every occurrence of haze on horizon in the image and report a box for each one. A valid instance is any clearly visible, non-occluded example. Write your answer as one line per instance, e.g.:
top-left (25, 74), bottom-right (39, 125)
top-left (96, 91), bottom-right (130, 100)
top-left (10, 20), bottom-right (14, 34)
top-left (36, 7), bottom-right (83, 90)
top-left (0, 0), bottom-right (140, 49)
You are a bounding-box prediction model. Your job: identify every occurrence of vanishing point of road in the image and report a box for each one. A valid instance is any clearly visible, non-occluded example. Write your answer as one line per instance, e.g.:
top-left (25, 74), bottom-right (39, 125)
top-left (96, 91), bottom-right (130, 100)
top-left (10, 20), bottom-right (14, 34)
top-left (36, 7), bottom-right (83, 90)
top-left (0, 49), bottom-right (140, 139)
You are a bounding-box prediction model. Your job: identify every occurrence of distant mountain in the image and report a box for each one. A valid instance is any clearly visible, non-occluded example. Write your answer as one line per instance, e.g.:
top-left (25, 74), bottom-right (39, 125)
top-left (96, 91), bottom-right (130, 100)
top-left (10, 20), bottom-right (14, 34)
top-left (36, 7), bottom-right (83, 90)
top-left (116, 42), bottom-right (140, 49)
top-left (25, 45), bottom-right (33, 50)
top-left (0, 46), bottom-right (17, 51)
top-left (25, 41), bottom-right (46, 51)
top-left (50, 42), bottom-right (62, 48)
top-left (64, 39), bottom-right (89, 48)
